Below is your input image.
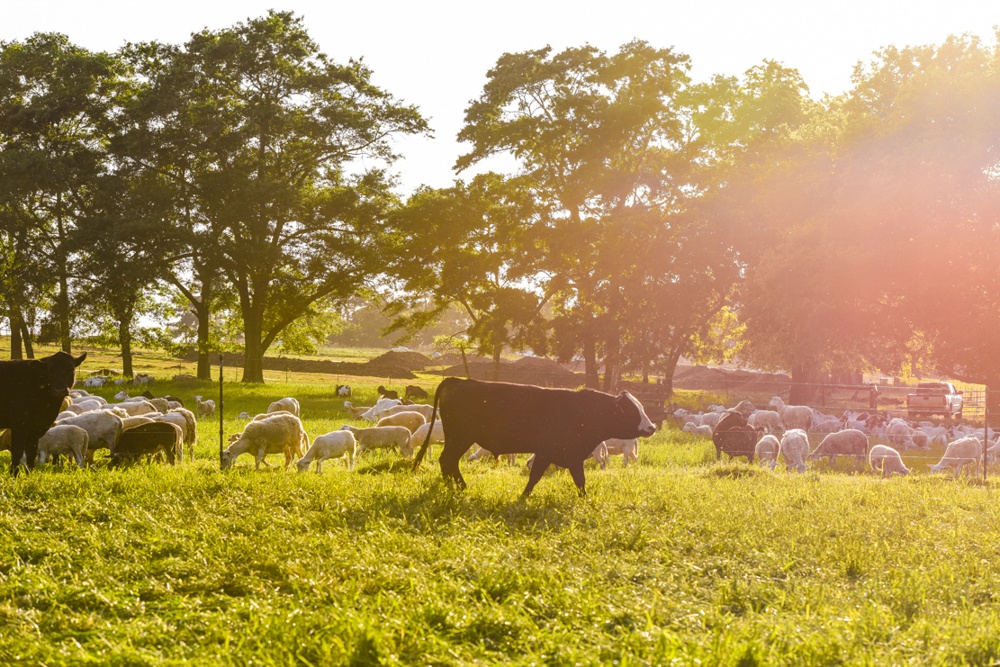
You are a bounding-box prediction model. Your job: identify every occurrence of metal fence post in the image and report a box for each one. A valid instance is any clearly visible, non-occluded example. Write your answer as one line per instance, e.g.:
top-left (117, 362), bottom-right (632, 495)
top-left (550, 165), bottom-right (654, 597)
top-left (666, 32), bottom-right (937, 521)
top-left (219, 353), bottom-right (224, 468)
top-left (985, 387), bottom-right (989, 482)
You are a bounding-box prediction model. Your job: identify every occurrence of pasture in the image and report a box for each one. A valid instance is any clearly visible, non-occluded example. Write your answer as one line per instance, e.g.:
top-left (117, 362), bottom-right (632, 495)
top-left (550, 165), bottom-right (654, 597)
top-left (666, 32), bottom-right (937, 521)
top-left (2, 363), bottom-right (1000, 664)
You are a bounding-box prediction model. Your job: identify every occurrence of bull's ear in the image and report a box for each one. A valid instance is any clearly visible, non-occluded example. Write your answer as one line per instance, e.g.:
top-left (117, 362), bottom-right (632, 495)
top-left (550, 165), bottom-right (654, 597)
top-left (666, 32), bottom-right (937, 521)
top-left (74, 353), bottom-right (87, 367)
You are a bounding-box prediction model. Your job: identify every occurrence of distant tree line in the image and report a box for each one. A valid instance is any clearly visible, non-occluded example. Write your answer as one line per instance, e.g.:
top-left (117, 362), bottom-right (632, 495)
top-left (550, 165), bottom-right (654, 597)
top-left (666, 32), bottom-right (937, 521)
top-left (0, 12), bottom-right (998, 393)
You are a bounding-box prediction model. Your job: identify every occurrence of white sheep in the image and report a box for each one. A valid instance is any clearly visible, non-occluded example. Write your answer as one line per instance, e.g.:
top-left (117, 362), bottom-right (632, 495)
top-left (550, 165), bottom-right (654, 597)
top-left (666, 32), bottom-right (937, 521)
top-left (343, 401), bottom-right (370, 418)
top-left (375, 410), bottom-right (427, 434)
top-left (930, 436), bottom-right (982, 477)
top-left (409, 421), bottom-right (445, 457)
top-left (57, 411), bottom-right (125, 462)
top-left (768, 396), bottom-right (812, 432)
top-left (732, 400), bottom-right (756, 418)
top-left (73, 394), bottom-right (107, 406)
top-left (378, 403), bottom-right (436, 421)
top-left (36, 424), bottom-right (89, 467)
top-left (341, 424), bottom-right (412, 456)
top-left (121, 416), bottom-right (156, 430)
top-left (755, 434), bottom-right (780, 469)
top-left (194, 395), bottom-right (216, 418)
top-left (591, 441), bottom-right (609, 469)
top-left (911, 428), bottom-right (929, 450)
top-left (682, 422), bottom-right (713, 438)
top-left (468, 444), bottom-right (517, 466)
top-left (297, 431), bottom-right (357, 473)
top-left (102, 400), bottom-right (158, 417)
top-left (780, 429), bottom-right (810, 473)
top-left (268, 397), bottom-right (301, 417)
top-left (221, 414), bottom-right (307, 470)
top-left (151, 408), bottom-right (197, 459)
top-left (360, 397), bottom-right (401, 421)
top-left (748, 410), bottom-right (782, 434)
top-left (808, 429), bottom-right (868, 467)
top-left (868, 444), bottom-right (910, 477)
top-left (603, 438), bottom-right (639, 467)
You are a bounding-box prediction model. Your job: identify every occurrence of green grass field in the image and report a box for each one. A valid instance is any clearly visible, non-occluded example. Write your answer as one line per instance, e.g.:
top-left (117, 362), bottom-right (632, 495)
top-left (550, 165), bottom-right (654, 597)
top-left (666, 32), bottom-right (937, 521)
top-left (1, 354), bottom-right (1000, 664)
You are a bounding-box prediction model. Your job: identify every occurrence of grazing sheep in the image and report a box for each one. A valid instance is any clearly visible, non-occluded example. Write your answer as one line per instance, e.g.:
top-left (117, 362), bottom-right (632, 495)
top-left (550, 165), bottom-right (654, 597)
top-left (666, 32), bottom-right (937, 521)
top-left (409, 421), bottom-right (445, 457)
top-left (121, 416), bottom-right (156, 430)
top-left (56, 410), bottom-right (78, 422)
top-left (151, 408), bottom-right (197, 460)
top-left (375, 410), bottom-right (427, 434)
top-left (755, 434), bottom-right (780, 470)
top-left (768, 396), bottom-right (812, 432)
top-left (812, 417), bottom-right (842, 434)
top-left (603, 438), bottom-right (639, 467)
top-left (699, 412), bottom-right (722, 429)
top-left (590, 441), bottom-right (609, 469)
top-left (780, 429), bottom-right (810, 473)
top-left (885, 418), bottom-right (917, 450)
top-left (36, 425), bottom-right (89, 467)
top-left (377, 385), bottom-right (400, 400)
top-left (102, 400), bottom-right (158, 417)
top-left (238, 411), bottom-right (251, 420)
top-left (682, 422), bottom-right (713, 438)
top-left (469, 445), bottom-right (518, 466)
top-left (748, 410), bottom-right (782, 435)
top-left (377, 403), bottom-right (436, 421)
top-left (868, 444), bottom-right (910, 477)
top-left (268, 397), bottom-right (301, 417)
top-left (930, 436), bottom-right (982, 478)
top-left (911, 428), bottom-right (929, 450)
top-left (297, 431), bottom-right (357, 473)
top-left (222, 414), bottom-right (308, 470)
top-left (360, 397), bottom-right (401, 421)
top-left (808, 429), bottom-right (869, 467)
top-left (732, 400), bottom-right (756, 418)
top-left (111, 422), bottom-right (182, 467)
top-left (341, 424), bottom-right (412, 456)
top-left (194, 395), bottom-right (216, 418)
top-left (57, 411), bottom-right (125, 462)
top-left (343, 401), bottom-right (370, 418)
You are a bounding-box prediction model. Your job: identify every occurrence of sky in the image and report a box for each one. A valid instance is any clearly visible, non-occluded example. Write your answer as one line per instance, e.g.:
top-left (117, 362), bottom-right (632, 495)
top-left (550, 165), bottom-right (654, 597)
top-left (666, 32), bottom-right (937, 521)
top-left (3, 1), bottom-right (997, 194)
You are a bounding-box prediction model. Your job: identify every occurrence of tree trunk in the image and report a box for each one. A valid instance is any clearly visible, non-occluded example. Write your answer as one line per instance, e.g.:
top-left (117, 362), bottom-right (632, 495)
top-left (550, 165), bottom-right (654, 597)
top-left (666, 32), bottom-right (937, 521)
top-left (660, 347), bottom-right (682, 398)
top-left (460, 346), bottom-right (471, 379)
top-left (57, 272), bottom-right (71, 353)
top-left (195, 300), bottom-right (212, 381)
top-left (789, 362), bottom-right (822, 405)
top-left (9, 311), bottom-right (22, 360)
top-left (120, 317), bottom-right (133, 378)
top-left (583, 327), bottom-right (599, 389)
top-left (21, 316), bottom-right (33, 359)
top-left (242, 312), bottom-right (265, 383)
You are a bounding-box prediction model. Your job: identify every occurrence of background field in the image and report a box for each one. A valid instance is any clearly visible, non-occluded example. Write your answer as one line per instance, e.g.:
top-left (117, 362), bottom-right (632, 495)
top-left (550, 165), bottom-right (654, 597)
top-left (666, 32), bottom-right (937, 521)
top-left (0, 350), bottom-right (999, 665)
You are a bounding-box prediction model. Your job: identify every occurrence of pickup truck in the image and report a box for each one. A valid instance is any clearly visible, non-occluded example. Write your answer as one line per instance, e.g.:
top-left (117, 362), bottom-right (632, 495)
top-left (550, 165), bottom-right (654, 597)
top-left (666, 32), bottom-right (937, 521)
top-left (906, 382), bottom-right (963, 419)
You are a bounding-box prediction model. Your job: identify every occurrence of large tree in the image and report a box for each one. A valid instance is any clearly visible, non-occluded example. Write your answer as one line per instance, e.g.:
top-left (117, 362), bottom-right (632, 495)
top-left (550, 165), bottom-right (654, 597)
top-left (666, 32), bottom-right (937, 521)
top-left (115, 12), bottom-right (428, 382)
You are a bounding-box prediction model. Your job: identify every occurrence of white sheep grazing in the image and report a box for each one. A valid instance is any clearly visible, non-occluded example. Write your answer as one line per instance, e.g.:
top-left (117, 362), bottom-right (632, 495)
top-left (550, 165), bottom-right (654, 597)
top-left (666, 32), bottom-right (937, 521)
top-left (808, 429), bottom-right (869, 467)
top-left (73, 394), bottom-right (107, 406)
top-left (375, 410), bottom-right (427, 434)
top-left (732, 400), bottom-right (756, 418)
top-left (57, 411), bottom-right (125, 462)
top-left (699, 412), bottom-right (722, 429)
top-left (779, 429), bottom-right (810, 473)
top-left (151, 408), bottom-right (198, 459)
top-left (409, 421), bottom-right (445, 457)
top-left (360, 397), bottom-right (401, 421)
top-left (101, 400), bottom-right (157, 417)
top-left (603, 438), bottom-right (639, 467)
top-left (748, 410), bottom-right (782, 435)
top-left (591, 441), bottom-right (609, 469)
top-left (222, 413), bottom-right (307, 470)
top-left (268, 397), bottom-right (301, 417)
top-left (36, 425), bottom-right (89, 467)
top-left (378, 403), bottom-right (436, 421)
top-left (868, 444), bottom-right (910, 477)
top-left (812, 417), bottom-right (842, 434)
top-left (911, 428), bottom-right (929, 450)
top-left (56, 410), bottom-right (78, 421)
top-left (755, 434), bottom-right (780, 470)
top-left (82, 376), bottom-right (105, 388)
top-left (113, 390), bottom-right (132, 401)
top-left (297, 431), bottom-right (357, 473)
top-left (343, 401), bottom-right (370, 418)
top-left (468, 445), bottom-right (517, 465)
top-left (768, 396), bottom-right (812, 432)
top-left (885, 418), bottom-right (917, 450)
top-left (682, 422), bottom-right (713, 438)
top-left (194, 395), bottom-right (216, 418)
top-left (930, 436), bottom-right (982, 478)
top-left (341, 424), bottom-right (412, 456)
top-left (73, 399), bottom-right (104, 413)
top-left (121, 416), bottom-right (156, 430)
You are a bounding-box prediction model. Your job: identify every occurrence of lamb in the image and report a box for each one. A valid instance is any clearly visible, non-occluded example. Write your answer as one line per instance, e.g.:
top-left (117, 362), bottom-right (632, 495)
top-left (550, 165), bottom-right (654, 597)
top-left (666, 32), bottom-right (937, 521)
top-left (221, 413), bottom-right (308, 470)
top-left (929, 436), bottom-right (982, 477)
top-left (343, 401), bottom-right (370, 418)
top-left (682, 422), bottom-right (713, 438)
top-left (341, 424), bottom-right (412, 456)
top-left (408, 421), bottom-right (445, 457)
top-left (808, 429), bottom-right (868, 467)
top-left (111, 422), bottom-right (182, 467)
top-left (268, 397), bottom-right (301, 417)
top-left (194, 395), bottom-right (216, 418)
top-left (754, 434), bottom-right (780, 470)
top-left (296, 431), bottom-right (357, 473)
top-left (768, 396), bottom-right (812, 432)
top-left (868, 444), bottom-right (910, 477)
top-left (57, 411), bottom-right (124, 462)
top-left (779, 429), bottom-right (810, 473)
top-left (748, 410), bottom-right (782, 435)
top-left (36, 424), bottom-right (89, 467)
top-left (375, 410), bottom-right (427, 434)
top-left (603, 438), bottom-right (639, 467)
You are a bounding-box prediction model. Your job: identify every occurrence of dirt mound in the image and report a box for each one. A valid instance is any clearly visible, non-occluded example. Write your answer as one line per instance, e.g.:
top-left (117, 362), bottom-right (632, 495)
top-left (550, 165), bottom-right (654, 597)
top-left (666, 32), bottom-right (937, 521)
top-left (438, 356), bottom-right (584, 388)
top-left (180, 350), bottom-right (416, 379)
top-left (368, 350), bottom-right (432, 372)
top-left (672, 364), bottom-right (791, 392)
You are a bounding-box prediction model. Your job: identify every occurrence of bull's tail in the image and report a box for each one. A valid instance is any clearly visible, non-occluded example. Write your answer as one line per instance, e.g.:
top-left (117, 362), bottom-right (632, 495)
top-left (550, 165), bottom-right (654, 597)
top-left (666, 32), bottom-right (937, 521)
top-left (412, 382), bottom-right (443, 470)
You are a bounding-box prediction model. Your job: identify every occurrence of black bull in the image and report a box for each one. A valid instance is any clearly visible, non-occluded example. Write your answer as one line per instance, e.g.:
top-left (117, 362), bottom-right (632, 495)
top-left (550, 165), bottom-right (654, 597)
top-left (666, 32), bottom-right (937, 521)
top-left (0, 351), bottom-right (86, 474)
top-left (412, 377), bottom-right (657, 498)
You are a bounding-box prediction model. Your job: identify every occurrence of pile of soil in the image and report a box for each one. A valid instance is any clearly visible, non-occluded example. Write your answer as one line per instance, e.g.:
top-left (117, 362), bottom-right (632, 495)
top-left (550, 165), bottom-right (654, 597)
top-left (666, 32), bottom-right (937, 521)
top-left (672, 364), bottom-right (791, 392)
top-left (438, 356), bottom-right (584, 388)
top-left (180, 349), bottom-right (419, 379)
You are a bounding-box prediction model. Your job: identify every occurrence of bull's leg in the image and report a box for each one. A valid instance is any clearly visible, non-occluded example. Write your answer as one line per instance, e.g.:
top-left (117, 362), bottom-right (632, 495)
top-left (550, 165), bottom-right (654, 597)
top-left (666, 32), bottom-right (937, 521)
top-left (10, 430), bottom-right (26, 475)
top-left (567, 459), bottom-right (588, 497)
top-left (521, 454), bottom-right (551, 499)
top-left (439, 439), bottom-right (472, 490)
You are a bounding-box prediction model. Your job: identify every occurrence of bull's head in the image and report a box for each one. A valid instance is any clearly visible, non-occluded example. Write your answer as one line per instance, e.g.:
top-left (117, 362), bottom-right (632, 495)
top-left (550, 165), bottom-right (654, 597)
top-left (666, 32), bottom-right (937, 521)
top-left (42, 351), bottom-right (86, 399)
top-left (616, 392), bottom-right (657, 437)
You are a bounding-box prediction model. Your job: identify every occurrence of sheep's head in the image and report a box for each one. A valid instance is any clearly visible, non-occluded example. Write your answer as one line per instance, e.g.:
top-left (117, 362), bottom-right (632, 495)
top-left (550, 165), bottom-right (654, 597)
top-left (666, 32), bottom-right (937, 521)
top-left (220, 450), bottom-right (238, 470)
top-left (296, 459), bottom-right (310, 473)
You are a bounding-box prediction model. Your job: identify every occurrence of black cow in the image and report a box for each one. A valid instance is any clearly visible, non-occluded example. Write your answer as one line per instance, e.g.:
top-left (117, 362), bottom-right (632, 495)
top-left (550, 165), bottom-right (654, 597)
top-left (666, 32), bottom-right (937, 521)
top-left (412, 377), bottom-right (657, 498)
top-left (0, 351), bottom-right (86, 474)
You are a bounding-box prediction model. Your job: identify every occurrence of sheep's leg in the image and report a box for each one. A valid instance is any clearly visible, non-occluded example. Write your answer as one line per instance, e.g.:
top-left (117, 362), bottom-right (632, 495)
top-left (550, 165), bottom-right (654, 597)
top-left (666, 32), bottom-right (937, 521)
top-left (315, 458), bottom-right (323, 474)
top-left (521, 454), bottom-right (552, 499)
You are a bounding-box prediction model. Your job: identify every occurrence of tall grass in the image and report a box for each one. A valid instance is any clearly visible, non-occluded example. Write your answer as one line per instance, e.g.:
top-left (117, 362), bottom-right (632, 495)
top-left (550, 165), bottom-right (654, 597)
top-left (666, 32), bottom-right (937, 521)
top-left (0, 377), bottom-right (999, 664)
